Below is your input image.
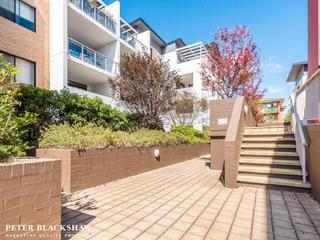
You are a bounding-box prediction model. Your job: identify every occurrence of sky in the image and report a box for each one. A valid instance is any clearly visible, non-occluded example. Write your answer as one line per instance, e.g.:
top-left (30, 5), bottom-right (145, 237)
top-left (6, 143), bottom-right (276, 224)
top-left (105, 0), bottom-right (308, 105)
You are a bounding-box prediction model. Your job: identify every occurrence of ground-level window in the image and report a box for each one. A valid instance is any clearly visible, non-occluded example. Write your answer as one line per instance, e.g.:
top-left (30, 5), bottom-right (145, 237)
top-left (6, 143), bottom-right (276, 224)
top-left (0, 0), bottom-right (35, 32)
top-left (68, 80), bottom-right (87, 91)
top-left (3, 53), bottom-right (35, 86)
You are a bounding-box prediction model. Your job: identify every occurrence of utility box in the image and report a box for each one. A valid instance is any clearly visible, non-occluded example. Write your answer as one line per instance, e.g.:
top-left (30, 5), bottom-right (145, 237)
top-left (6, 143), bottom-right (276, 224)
top-left (209, 98), bottom-right (236, 170)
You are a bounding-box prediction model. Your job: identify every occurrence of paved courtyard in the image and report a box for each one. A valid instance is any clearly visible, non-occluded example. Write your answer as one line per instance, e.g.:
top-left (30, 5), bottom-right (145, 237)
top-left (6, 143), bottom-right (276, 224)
top-left (61, 157), bottom-right (320, 240)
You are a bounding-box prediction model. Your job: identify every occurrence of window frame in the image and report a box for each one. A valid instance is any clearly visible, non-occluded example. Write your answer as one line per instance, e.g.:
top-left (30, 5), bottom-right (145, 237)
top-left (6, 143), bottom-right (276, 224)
top-left (0, 0), bottom-right (36, 32)
top-left (15, 0), bottom-right (36, 32)
top-left (1, 52), bottom-right (36, 86)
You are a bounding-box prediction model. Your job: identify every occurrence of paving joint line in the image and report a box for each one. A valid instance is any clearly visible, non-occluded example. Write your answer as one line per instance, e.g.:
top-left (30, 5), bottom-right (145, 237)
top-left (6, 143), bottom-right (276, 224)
top-left (90, 167), bottom-right (213, 238)
top-left (225, 188), bottom-right (247, 239)
top-left (113, 174), bottom-right (220, 239)
top-left (178, 187), bottom-right (225, 239)
top-left (294, 192), bottom-right (320, 236)
top-left (63, 165), bottom-right (203, 222)
top-left (267, 190), bottom-right (276, 240)
top-left (202, 188), bottom-right (234, 239)
top-left (153, 178), bottom-right (222, 240)
top-left (281, 191), bottom-right (299, 240)
top-left (249, 188), bottom-right (258, 240)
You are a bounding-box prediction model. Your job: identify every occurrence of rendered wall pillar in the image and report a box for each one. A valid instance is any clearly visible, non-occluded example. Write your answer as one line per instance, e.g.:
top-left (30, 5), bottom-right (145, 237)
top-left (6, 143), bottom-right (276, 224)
top-left (209, 99), bottom-right (236, 170)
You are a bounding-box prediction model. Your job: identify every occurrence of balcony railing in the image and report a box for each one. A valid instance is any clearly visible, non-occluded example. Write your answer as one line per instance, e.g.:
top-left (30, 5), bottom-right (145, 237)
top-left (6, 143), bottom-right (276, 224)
top-left (120, 31), bottom-right (148, 53)
top-left (176, 42), bottom-right (208, 63)
top-left (69, 0), bottom-right (116, 34)
top-left (263, 107), bottom-right (279, 113)
top-left (68, 38), bottom-right (119, 75)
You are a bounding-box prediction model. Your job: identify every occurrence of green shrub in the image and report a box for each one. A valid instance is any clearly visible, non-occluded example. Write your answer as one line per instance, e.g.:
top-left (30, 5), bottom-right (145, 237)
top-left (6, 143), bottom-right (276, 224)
top-left (0, 54), bottom-right (37, 162)
top-left (171, 125), bottom-right (209, 143)
top-left (39, 124), bottom-right (194, 150)
top-left (39, 124), bottom-right (116, 150)
top-left (17, 86), bottom-right (132, 148)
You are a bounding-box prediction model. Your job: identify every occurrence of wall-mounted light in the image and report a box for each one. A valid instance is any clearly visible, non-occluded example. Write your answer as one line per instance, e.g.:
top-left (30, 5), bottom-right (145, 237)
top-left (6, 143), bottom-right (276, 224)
top-left (154, 149), bottom-right (160, 159)
top-left (244, 105), bottom-right (248, 114)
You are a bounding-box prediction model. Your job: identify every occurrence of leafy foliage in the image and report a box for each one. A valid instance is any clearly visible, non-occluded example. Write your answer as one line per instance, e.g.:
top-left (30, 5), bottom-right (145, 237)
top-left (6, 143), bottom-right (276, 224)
top-left (201, 26), bottom-right (265, 122)
top-left (109, 53), bottom-right (181, 130)
top-left (171, 125), bottom-right (209, 143)
top-left (39, 123), bottom-right (209, 150)
top-left (17, 86), bottom-right (132, 147)
top-left (0, 54), bottom-right (37, 162)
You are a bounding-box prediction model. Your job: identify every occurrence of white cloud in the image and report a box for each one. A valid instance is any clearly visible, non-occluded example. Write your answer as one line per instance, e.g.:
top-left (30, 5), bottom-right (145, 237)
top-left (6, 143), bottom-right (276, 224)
top-left (267, 85), bottom-right (284, 94)
top-left (263, 57), bottom-right (287, 73)
top-left (268, 63), bottom-right (286, 73)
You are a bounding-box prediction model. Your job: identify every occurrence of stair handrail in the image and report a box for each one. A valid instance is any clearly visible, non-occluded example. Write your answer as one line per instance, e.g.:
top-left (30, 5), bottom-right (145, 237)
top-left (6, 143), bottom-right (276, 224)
top-left (290, 92), bottom-right (307, 183)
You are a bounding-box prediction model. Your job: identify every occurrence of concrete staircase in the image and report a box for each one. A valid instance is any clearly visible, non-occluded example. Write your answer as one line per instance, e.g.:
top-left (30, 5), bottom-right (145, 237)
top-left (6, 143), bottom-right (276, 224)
top-left (237, 125), bottom-right (311, 189)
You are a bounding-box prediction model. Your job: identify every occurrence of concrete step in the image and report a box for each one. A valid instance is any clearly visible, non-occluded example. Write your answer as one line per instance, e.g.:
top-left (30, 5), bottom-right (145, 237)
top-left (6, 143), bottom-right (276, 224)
top-left (237, 175), bottom-right (311, 188)
top-left (238, 166), bottom-right (303, 176)
top-left (243, 137), bottom-right (295, 142)
top-left (244, 132), bottom-right (294, 137)
top-left (244, 126), bottom-right (292, 134)
top-left (241, 150), bottom-right (298, 157)
top-left (245, 125), bottom-right (288, 129)
top-left (240, 158), bottom-right (301, 166)
top-left (241, 143), bottom-right (296, 149)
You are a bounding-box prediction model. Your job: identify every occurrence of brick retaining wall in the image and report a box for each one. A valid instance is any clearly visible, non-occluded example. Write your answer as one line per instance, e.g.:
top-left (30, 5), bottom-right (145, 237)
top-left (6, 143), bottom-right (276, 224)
top-left (0, 158), bottom-right (61, 240)
top-left (37, 143), bottom-right (210, 193)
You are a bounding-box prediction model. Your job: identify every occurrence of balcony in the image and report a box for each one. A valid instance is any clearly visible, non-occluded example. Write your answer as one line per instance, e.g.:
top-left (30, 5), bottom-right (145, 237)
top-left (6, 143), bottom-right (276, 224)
top-left (68, 38), bottom-right (119, 75)
top-left (69, 0), bottom-right (116, 33)
top-left (176, 42), bottom-right (208, 63)
top-left (120, 18), bottom-right (148, 54)
top-left (263, 107), bottom-right (279, 113)
top-left (68, 0), bottom-right (117, 47)
top-left (120, 31), bottom-right (148, 53)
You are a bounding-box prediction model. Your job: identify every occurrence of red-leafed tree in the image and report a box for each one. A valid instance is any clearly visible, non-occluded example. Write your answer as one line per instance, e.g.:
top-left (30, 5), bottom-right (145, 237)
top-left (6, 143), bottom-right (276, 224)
top-left (201, 25), bottom-right (265, 122)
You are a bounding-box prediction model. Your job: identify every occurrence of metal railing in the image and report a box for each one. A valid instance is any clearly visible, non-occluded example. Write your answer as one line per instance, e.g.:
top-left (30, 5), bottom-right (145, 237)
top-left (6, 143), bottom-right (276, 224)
top-left (176, 42), bottom-right (208, 63)
top-left (120, 30), bottom-right (148, 53)
top-left (290, 92), bottom-right (307, 183)
top-left (68, 38), bottom-right (119, 75)
top-left (263, 106), bottom-right (278, 113)
top-left (69, 0), bottom-right (116, 34)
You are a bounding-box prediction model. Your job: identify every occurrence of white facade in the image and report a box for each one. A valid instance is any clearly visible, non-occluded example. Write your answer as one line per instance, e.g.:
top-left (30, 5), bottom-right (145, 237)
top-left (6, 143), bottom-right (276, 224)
top-left (162, 42), bottom-right (218, 130)
top-left (50, 0), bottom-right (149, 107)
top-left (50, 0), bottom-right (217, 130)
top-left (286, 61), bottom-right (308, 122)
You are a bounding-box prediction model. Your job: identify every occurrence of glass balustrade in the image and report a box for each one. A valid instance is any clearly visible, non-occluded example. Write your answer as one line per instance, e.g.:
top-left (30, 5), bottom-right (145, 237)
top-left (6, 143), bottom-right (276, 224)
top-left (69, 0), bottom-right (116, 34)
top-left (68, 39), bottom-right (119, 75)
top-left (120, 30), bottom-right (148, 53)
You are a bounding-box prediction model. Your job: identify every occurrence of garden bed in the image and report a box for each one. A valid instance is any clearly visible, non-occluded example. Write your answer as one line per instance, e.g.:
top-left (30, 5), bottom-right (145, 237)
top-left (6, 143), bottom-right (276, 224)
top-left (36, 143), bottom-right (210, 193)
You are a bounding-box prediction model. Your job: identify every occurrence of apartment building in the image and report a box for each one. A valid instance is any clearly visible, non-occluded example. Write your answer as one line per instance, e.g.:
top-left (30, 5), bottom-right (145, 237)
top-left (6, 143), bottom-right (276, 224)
top-left (288, 0), bottom-right (320, 122)
top-left (286, 61), bottom-right (308, 121)
top-left (259, 98), bottom-right (285, 123)
top-left (49, 0), bottom-right (216, 130)
top-left (0, 0), bottom-right (50, 88)
top-left (50, 0), bottom-right (150, 106)
top-left (131, 18), bottom-right (218, 130)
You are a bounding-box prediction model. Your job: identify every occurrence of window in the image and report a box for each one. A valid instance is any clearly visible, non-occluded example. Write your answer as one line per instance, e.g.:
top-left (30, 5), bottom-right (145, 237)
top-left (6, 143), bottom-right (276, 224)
top-left (0, 1), bottom-right (15, 22)
top-left (15, 58), bottom-right (35, 85)
top-left (3, 53), bottom-right (35, 86)
top-left (68, 80), bottom-right (87, 91)
top-left (0, 0), bottom-right (35, 32)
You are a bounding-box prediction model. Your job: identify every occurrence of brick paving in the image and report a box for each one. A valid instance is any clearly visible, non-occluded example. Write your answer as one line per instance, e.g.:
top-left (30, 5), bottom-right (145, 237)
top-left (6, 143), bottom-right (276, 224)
top-left (61, 157), bottom-right (320, 240)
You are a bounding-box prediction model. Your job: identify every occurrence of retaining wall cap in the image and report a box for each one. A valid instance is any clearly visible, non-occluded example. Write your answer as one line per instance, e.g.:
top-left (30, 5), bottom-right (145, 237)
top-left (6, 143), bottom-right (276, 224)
top-left (0, 158), bottom-right (60, 166)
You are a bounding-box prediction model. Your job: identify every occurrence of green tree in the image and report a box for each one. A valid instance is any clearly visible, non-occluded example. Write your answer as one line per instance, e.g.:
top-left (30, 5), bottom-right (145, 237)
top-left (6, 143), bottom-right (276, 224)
top-left (0, 54), bottom-right (37, 162)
